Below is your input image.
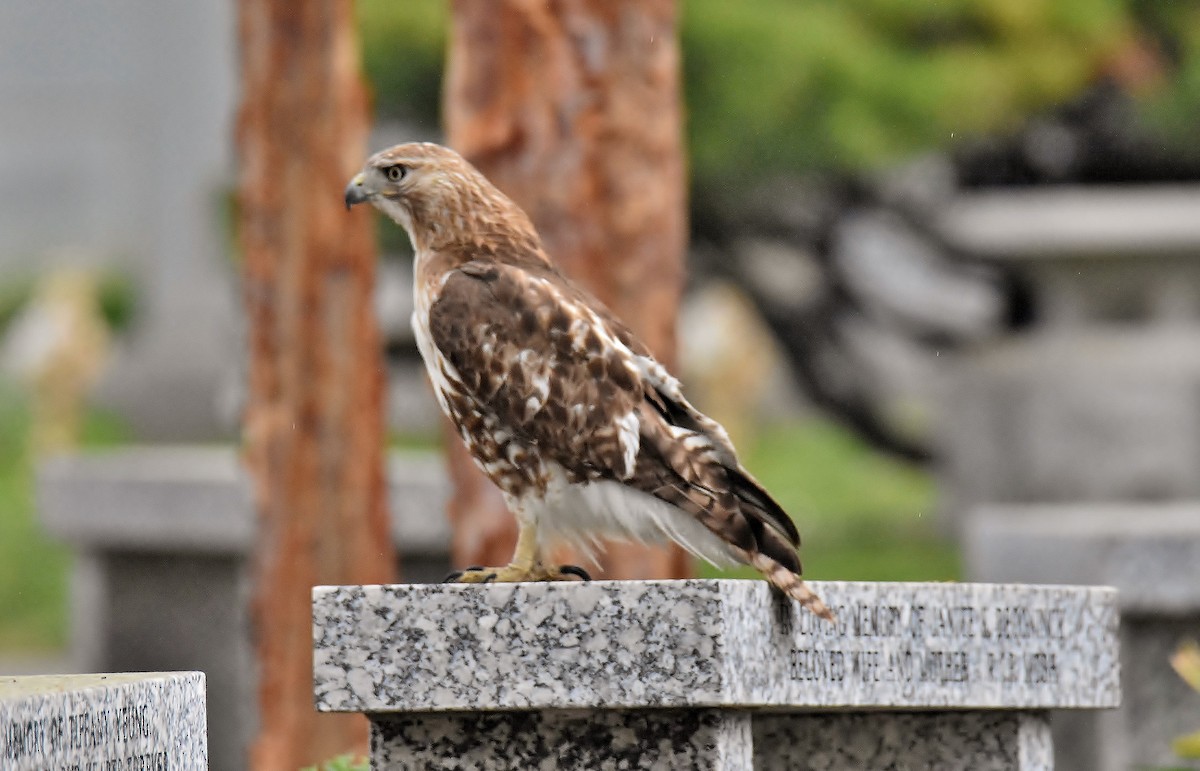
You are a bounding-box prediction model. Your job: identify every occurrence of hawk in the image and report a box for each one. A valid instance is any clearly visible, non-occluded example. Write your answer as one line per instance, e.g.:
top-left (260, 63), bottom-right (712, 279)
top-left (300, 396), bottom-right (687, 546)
top-left (346, 143), bottom-right (832, 620)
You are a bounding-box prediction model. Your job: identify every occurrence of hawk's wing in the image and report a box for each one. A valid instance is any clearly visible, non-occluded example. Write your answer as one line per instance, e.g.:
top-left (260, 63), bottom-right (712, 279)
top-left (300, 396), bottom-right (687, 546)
top-left (427, 260), bottom-right (802, 571)
top-left (427, 260), bottom-right (646, 482)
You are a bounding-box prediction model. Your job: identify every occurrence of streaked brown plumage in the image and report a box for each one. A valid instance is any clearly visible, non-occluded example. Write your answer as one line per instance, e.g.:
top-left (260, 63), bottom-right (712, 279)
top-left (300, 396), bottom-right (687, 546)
top-left (345, 142), bottom-right (832, 620)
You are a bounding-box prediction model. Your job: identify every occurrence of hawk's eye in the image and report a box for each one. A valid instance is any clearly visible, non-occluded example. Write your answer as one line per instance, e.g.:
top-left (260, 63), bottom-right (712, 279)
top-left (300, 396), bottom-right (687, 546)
top-left (385, 165), bottom-right (407, 182)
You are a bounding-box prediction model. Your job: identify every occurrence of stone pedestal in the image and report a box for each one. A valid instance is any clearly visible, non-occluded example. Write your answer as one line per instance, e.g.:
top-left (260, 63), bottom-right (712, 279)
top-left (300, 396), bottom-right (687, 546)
top-left (934, 187), bottom-right (1200, 522)
top-left (936, 187), bottom-right (1200, 327)
top-left (937, 330), bottom-right (1200, 516)
top-left (0, 671), bottom-right (207, 770)
top-left (37, 447), bottom-right (449, 771)
top-left (369, 710), bottom-right (1051, 770)
top-left (967, 504), bottom-right (1200, 771)
top-left (313, 580), bottom-right (1119, 770)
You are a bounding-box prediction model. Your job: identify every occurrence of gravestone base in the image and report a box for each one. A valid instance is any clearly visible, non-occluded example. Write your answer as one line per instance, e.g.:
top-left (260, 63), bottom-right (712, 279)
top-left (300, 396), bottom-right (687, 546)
top-left (372, 708), bottom-right (752, 770)
top-left (370, 709), bottom-right (1052, 771)
top-left (314, 580), bottom-right (1119, 771)
top-left (755, 711), bottom-right (1052, 771)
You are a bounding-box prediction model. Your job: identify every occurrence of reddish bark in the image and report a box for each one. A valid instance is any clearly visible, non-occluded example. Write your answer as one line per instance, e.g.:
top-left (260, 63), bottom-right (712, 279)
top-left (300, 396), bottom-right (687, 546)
top-left (237, 2), bottom-right (394, 768)
top-left (443, 0), bottom-right (691, 579)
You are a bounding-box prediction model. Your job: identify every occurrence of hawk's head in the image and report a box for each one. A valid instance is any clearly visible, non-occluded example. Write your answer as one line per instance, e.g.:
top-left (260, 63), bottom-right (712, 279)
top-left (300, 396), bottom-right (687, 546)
top-left (345, 142), bottom-right (536, 253)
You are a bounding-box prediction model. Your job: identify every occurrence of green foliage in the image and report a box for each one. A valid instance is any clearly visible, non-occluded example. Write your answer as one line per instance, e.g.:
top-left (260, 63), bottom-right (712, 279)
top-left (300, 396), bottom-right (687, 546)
top-left (0, 272), bottom-right (139, 337)
top-left (96, 273), bottom-right (138, 332)
top-left (356, 0), bottom-right (447, 126)
top-left (300, 754), bottom-right (370, 771)
top-left (681, 0), bottom-right (1130, 186)
top-left (1135, 1), bottom-right (1200, 159)
top-left (0, 384), bottom-right (130, 651)
top-left (703, 417), bottom-right (955, 583)
top-left (0, 277), bottom-right (34, 335)
top-left (0, 386), bottom-right (62, 651)
top-left (376, 216), bottom-right (415, 258)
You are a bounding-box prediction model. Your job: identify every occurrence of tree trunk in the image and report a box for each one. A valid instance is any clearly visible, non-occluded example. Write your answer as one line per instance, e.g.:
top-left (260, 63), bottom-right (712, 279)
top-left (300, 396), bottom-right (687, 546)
top-left (443, 0), bottom-right (691, 579)
top-left (237, 2), bottom-right (394, 768)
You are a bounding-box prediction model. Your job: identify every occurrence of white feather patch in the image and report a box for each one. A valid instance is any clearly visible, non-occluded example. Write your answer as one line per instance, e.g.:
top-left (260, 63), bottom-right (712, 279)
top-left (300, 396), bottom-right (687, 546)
top-left (614, 409), bottom-right (640, 479)
top-left (530, 371), bottom-right (550, 402)
top-left (412, 308), bottom-right (456, 415)
top-left (523, 464), bottom-right (739, 568)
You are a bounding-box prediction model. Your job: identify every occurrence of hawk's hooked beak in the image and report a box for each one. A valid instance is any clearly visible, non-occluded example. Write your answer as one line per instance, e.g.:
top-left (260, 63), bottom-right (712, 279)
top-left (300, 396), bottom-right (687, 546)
top-left (344, 172), bottom-right (371, 210)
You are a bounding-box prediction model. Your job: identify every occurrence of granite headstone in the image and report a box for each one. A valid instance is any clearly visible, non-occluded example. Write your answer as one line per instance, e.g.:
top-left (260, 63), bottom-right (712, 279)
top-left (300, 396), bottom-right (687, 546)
top-left (0, 672), bottom-right (206, 771)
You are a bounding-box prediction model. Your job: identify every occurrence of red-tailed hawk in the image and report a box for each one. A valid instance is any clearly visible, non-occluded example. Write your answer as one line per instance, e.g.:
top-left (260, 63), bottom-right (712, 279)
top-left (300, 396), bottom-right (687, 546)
top-left (346, 142), bottom-right (832, 620)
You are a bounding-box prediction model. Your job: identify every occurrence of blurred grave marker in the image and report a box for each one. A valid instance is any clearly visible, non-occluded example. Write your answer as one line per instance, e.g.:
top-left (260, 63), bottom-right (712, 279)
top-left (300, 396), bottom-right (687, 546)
top-left (939, 185), bottom-right (1200, 770)
top-left (38, 448), bottom-right (449, 771)
top-left (0, 672), bottom-right (207, 771)
top-left (0, 2), bottom-right (240, 440)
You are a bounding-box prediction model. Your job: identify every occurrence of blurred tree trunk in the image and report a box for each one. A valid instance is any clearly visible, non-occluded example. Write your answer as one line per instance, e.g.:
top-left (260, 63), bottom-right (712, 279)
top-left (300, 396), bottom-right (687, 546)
top-left (237, 2), bottom-right (393, 769)
top-left (443, 0), bottom-right (691, 578)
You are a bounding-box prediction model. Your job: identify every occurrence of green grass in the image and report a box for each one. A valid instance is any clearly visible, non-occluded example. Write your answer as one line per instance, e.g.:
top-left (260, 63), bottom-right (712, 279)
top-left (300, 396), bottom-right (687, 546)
top-left (388, 430), bottom-right (439, 452)
top-left (0, 385), bottom-right (129, 651)
top-left (302, 755), bottom-right (369, 771)
top-left (703, 417), bottom-right (957, 583)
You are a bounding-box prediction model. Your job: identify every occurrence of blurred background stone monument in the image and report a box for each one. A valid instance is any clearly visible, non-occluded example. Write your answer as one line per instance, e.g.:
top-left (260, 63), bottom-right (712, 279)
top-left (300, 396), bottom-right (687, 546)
top-left (937, 187), bottom-right (1200, 770)
top-left (0, 1), bottom-right (240, 439)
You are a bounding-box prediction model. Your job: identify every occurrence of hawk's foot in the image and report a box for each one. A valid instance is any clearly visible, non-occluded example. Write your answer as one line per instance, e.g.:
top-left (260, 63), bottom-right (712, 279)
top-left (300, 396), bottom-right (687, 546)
top-left (442, 563), bottom-right (590, 583)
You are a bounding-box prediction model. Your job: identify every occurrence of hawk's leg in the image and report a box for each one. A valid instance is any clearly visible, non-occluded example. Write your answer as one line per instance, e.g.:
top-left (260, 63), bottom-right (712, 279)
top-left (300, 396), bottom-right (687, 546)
top-left (443, 518), bottom-right (590, 583)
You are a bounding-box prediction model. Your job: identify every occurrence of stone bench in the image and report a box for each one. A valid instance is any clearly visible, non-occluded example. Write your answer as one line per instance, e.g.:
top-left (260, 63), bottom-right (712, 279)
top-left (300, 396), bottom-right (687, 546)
top-left (967, 503), bottom-right (1200, 771)
top-left (0, 671), bottom-right (207, 770)
top-left (36, 446), bottom-right (451, 771)
top-left (313, 580), bottom-right (1119, 770)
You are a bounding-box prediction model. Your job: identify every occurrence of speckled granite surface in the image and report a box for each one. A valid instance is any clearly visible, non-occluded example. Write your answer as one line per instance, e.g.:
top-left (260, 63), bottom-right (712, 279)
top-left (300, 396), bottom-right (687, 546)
top-left (371, 708), bottom-right (752, 770)
top-left (0, 671), bottom-right (207, 770)
top-left (369, 709), bottom-right (1054, 771)
top-left (313, 580), bottom-right (1119, 713)
top-left (754, 710), bottom-right (1052, 770)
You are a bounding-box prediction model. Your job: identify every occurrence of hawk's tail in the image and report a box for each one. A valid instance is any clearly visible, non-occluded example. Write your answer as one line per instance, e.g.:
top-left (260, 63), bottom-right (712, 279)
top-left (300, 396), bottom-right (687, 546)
top-left (727, 472), bottom-right (834, 623)
top-left (748, 551), bottom-right (835, 623)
